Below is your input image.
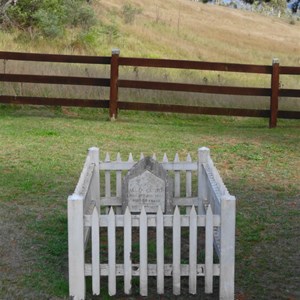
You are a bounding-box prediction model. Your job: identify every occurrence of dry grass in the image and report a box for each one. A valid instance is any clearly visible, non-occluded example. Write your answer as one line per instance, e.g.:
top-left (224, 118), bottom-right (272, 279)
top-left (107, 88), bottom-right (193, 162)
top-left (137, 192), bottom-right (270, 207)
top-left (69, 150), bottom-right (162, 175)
top-left (96, 0), bottom-right (300, 65)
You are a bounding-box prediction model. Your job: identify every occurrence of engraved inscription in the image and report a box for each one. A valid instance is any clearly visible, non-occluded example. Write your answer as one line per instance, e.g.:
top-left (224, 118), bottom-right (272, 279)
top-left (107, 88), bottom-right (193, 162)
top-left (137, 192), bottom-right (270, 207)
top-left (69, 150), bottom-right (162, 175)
top-left (128, 170), bottom-right (165, 213)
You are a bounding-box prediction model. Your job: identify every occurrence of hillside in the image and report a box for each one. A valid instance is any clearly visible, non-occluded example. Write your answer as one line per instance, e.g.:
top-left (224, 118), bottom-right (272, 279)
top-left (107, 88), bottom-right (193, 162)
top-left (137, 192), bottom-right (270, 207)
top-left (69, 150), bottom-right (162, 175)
top-left (1, 0), bottom-right (300, 65)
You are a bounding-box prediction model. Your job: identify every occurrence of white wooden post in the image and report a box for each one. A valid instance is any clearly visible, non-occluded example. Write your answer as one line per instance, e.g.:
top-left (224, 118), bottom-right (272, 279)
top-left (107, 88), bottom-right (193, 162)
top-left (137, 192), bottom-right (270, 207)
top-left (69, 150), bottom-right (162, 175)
top-left (68, 194), bottom-right (85, 300)
top-left (89, 147), bottom-right (100, 211)
top-left (91, 207), bottom-right (100, 295)
top-left (173, 206), bottom-right (181, 295)
top-left (205, 205), bottom-right (213, 294)
top-left (189, 206), bottom-right (197, 294)
top-left (124, 207), bottom-right (132, 294)
top-left (140, 206), bottom-right (148, 296)
top-left (198, 147), bottom-right (210, 214)
top-left (186, 153), bottom-right (192, 214)
top-left (108, 208), bottom-right (116, 296)
top-left (156, 206), bottom-right (164, 294)
top-left (174, 153), bottom-right (180, 198)
top-left (219, 195), bottom-right (236, 300)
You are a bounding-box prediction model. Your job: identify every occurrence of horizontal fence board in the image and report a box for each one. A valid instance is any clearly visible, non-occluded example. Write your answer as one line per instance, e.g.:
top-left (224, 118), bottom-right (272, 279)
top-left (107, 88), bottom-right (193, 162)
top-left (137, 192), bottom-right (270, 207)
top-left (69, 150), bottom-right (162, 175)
top-left (280, 89), bottom-right (300, 98)
top-left (0, 96), bottom-right (109, 108)
top-left (85, 263), bottom-right (220, 277)
top-left (84, 214), bottom-right (221, 227)
top-left (99, 161), bottom-right (197, 171)
top-left (280, 66), bottom-right (300, 75)
top-left (118, 102), bottom-right (270, 118)
top-left (99, 197), bottom-right (198, 206)
top-left (277, 110), bottom-right (300, 119)
top-left (119, 57), bottom-right (272, 74)
top-left (0, 73), bottom-right (110, 86)
top-left (0, 51), bottom-right (111, 64)
top-left (118, 80), bottom-right (271, 96)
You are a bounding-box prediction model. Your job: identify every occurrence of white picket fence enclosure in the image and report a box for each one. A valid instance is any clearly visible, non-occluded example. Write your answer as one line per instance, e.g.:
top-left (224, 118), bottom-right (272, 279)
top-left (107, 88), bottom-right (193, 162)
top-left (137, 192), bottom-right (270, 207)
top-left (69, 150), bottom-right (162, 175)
top-left (68, 147), bottom-right (236, 300)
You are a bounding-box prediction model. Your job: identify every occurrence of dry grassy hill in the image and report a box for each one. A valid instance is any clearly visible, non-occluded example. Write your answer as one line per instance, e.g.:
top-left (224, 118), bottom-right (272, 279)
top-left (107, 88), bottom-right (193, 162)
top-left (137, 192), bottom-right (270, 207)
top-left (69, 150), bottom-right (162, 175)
top-left (98, 0), bottom-right (300, 65)
top-left (1, 0), bottom-right (299, 66)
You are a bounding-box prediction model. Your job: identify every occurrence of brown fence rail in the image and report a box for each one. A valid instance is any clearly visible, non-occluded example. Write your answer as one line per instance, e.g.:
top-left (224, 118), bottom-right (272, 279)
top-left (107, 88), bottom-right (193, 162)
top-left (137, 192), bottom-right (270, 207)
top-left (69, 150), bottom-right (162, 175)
top-left (0, 49), bottom-right (299, 128)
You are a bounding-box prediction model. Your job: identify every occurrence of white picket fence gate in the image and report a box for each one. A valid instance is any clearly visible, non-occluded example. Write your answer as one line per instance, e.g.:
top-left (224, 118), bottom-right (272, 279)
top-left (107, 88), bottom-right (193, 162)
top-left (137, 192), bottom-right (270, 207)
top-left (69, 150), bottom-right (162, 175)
top-left (68, 147), bottom-right (236, 300)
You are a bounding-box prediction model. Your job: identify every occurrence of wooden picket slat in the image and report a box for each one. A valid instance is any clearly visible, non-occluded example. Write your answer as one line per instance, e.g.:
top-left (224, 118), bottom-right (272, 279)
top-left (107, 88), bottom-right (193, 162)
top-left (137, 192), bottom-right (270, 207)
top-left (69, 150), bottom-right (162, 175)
top-left (186, 153), bottom-right (192, 214)
top-left (91, 207), bottom-right (100, 295)
top-left (116, 153), bottom-right (122, 214)
top-left (124, 207), bottom-right (132, 294)
top-left (189, 206), bottom-right (197, 294)
top-left (173, 206), bottom-right (181, 295)
top-left (174, 153), bottom-right (180, 198)
top-left (105, 153), bottom-right (111, 199)
top-left (108, 208), bottom-right (116, 296)
top-left (140, 206), bottom-right (148, 296)
top-left (205, 205), bottom-right (214, 294)
top-left (156, 206), bottom-right (164, 294)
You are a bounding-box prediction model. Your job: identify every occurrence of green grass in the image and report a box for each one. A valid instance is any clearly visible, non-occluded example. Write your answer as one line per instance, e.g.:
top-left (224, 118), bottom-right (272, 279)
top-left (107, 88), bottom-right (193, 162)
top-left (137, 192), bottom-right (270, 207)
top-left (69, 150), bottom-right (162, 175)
top-left (0, 105), bottom-right (299, 299)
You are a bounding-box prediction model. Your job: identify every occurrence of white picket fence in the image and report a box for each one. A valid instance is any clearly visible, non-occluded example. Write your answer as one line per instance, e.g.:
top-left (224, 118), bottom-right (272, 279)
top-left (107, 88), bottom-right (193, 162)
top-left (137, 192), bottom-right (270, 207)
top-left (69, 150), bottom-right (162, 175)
top-left (68, 147), bottom-right (236, 300)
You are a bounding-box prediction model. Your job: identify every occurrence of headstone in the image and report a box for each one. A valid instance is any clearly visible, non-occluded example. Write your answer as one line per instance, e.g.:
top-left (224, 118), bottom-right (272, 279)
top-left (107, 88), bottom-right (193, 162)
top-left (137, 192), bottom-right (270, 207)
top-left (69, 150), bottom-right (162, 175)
top-left (122, 157), bottom-right (172, 213)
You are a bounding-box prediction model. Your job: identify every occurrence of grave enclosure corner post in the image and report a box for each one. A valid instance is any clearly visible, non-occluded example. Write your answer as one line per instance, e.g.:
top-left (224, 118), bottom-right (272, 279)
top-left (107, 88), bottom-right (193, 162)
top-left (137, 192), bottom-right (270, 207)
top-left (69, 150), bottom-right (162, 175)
top-left (109, 48), bottom-right (120, 121)
top-left (68, 194), bottom-right (86, 300)
top-left (270, 58), bottom-right (280, 128)
top-left (219, 195), bottom-right (236, 300)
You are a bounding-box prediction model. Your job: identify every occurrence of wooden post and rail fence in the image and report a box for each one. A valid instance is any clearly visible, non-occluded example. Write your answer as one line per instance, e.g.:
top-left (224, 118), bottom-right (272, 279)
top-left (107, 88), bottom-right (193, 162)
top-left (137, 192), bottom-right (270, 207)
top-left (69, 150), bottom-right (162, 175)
top-left (0, 49), bottom-right (299, 127)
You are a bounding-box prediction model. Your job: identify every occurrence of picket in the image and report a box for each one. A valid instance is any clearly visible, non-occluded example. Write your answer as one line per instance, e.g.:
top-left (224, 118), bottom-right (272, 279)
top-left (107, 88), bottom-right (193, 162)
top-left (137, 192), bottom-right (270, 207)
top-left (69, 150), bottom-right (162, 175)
top-left (124, 207), bottom-right (132, 294)
top-left (173, 206), bottom-right (181, 295)
top-left (189, 206), bottom-right (197, 294)
top-left (205, 205), bottom-right (213, 294)
top-left (91, 207), bottom-right (100, 295)
top-left (140, 206), bottom-right (148, 296)
top-left (156, 206), bottom-right (164, 294)
top-left (108, 208), bottom-right (116, 296)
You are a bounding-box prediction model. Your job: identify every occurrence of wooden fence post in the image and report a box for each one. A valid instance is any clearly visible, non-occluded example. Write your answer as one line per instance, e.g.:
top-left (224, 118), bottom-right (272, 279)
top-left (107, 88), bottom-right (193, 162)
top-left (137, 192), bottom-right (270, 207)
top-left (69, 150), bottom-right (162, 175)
top-left (219, 195), bottom-right (236, 300)
top-left (270, 58), bottom-right (280, 128)
top-left (68, 194), bottom-right (85, 300)
top-left (198, 147), bottom-right (210, 214)
top-left (109, 48), bottom-right (120, 120)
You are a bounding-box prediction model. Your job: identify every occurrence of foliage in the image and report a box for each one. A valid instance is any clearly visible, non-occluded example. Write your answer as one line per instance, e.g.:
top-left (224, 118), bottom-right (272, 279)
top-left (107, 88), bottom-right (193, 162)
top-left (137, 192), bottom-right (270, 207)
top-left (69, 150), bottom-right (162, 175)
top-left (121, 2), bottom-right (142, 24)
top-left (0, 0), bottom-right (97, 38)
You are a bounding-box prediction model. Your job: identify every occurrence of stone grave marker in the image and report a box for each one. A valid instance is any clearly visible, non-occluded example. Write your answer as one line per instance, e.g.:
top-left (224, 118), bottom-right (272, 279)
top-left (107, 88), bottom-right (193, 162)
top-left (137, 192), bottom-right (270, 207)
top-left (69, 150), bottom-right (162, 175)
top-left (122, 157), bottom-right (173, 213)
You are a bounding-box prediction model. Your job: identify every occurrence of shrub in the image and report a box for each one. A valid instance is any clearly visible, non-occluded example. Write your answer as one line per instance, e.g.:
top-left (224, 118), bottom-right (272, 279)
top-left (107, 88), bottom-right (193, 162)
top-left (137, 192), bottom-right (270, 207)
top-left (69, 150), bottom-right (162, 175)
top-left (121, 2), bottom-right (142, 24)
top-left (1, 0), bottom-right (97, 38)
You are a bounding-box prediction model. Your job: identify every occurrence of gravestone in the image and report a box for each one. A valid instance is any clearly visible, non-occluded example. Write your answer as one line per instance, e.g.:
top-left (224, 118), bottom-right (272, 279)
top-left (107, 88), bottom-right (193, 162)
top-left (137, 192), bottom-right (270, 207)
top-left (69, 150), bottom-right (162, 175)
top-left (122, 157), bottom-right (173, 213)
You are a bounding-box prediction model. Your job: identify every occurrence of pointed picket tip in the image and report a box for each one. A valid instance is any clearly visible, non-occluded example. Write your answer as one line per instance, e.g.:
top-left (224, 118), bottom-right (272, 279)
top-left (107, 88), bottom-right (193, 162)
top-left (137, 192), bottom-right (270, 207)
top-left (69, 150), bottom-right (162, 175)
top-left (140, 152), bottom-right (144, 160)
top-left (174, 153), bottom-right (180, 162)
top-left (206, 204), bottom-right (213, 216)
top-left (157, 205), bottom-right (163, 215)
top-left (163, 153), bottom-right (168, 163)
top-left (141, 205), bottom-right (147, 216)
top-left (128, 153), bottom-right (134, 162)
top-left (190, 205), bottom-right (197, 216)
top-left (152, 153), bottom-right (157, 160)
top-left (174, 205), bottom-right (180, 216)
top-left (186, 153), bottom-right (192, 162)
top-left (105, 152), bottom-right (110, 162)
top-left (116, 152), bottom-right (121, 162)
top-left (124, 206), bottom-right (131, 216)
top-left (92, 206), bottom-right (99, 218)
top-left (109, 206), bottom-right (115, 216)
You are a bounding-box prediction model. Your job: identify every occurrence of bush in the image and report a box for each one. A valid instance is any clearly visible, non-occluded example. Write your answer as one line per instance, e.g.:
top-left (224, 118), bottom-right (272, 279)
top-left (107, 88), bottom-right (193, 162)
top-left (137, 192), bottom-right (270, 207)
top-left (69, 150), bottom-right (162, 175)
top-left (121, 2), bottom-right (142, 24)
top-left (1, 0), bottom-right (97, 38)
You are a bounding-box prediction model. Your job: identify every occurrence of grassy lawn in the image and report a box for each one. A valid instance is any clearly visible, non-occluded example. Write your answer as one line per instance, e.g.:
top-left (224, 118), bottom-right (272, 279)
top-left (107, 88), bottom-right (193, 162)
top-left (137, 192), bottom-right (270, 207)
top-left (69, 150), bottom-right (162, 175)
top-left (0, 105), bottom-right (299, 299)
